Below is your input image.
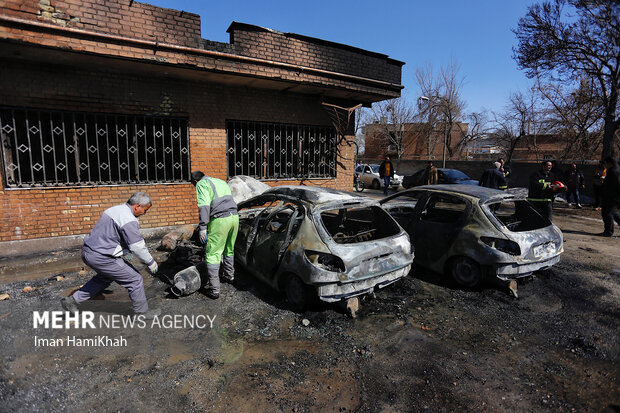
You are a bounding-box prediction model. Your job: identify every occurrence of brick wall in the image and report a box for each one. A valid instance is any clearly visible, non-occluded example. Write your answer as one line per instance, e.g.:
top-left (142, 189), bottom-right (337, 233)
top-left (363, 123), bottom-right (470, 160)
top-left (1, 0), bottom-right (202, 48)
top-left (0, 1), bottom-right (402, 99)
top-left (229, 23), bottom-right (403, 86)
top-left (0, 59), bottom-right (355, 242)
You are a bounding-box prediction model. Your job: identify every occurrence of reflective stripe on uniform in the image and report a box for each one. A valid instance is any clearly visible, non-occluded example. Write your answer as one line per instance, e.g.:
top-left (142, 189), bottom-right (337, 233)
top-left (538, 179), bottom-right (550, 190)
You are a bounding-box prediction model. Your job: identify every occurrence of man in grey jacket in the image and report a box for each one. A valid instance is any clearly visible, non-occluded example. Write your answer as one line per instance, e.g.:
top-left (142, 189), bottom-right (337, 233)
top-left (61, 192), bottom-right (160, 317)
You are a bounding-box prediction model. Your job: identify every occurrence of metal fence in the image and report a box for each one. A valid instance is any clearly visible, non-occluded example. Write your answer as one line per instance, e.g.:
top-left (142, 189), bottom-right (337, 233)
top-left (226, 120), bottom-right (337, 180)
top-left (0, 107), bottom-right (190, 188)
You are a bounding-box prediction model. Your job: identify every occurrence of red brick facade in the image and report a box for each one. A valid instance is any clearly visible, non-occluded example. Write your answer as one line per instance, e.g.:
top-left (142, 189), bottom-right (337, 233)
top-left (0, 0), bottom-right (397, 247)
top-left (362, 122), bottom-right (469, 161)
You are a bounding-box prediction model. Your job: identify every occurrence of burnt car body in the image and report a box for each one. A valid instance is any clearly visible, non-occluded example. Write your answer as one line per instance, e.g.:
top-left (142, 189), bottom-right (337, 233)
top-left (235, 186), bottom-right (413, 308)
top-left (402, 168), bottom-right (478, 188)
top-left (380, 185), bottom-right (563, 287)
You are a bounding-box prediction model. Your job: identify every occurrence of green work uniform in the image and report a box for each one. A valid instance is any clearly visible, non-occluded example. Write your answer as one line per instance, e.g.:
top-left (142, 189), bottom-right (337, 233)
top-left (196, 176), bottom-right (238, 293)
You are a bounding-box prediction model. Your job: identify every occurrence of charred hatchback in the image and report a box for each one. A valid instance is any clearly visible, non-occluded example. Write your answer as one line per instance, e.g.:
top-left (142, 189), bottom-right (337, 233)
top-left (380, 185), bottom-right (563, 287)
top-left (235, 186), bottom-right (413, 309)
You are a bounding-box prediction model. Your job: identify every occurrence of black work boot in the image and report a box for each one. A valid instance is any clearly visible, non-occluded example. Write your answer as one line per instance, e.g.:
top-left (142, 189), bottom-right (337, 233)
top-left (204, 289), bottom-right (220, 300)
top-left (61, 296), bottom-right (79, 312)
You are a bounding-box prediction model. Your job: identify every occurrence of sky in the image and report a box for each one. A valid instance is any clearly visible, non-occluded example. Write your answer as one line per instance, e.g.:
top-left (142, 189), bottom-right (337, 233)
top-left (149, 0), bottom-right (539, 115)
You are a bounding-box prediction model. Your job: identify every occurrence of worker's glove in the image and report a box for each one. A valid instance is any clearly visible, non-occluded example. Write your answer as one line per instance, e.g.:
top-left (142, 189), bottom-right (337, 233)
top-left (148, 261), bottom-right (158, 275)
top-left (199, 229), bottom-right (208, 245)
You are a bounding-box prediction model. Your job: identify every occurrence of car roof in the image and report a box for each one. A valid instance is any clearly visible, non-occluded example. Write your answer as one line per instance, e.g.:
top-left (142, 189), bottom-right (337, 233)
top-left (401, 184), bottom-right (518, 203)
top-left (265, 185), bottom-right (369, 205)
top-left (412, 167), bottom-right (458, 175)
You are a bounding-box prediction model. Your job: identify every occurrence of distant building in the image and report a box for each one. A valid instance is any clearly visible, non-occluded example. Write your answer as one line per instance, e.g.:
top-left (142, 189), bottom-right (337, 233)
top-left (362, 121), bottom-right (469, 160)
top-left (510, 134), bottom-right (603, 162)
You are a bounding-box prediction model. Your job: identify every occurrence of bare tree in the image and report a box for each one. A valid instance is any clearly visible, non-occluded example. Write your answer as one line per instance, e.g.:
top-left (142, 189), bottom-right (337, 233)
top-left (492, 90), bottom-right (544, 162)
top-left (415, 60), bottom-right (467, 161)
top-left (538, 79), bottom-right (605, 161)
top-left (513, 0), bottom-right (620, 159)
top-left (438, 61), bottom-right (467, 158)
top-left (367, 96), bottom-right (415, 168)
top-left (453, 111), bottom-right (489, 157)
top-left (353, 106), bottom-right (368, 160)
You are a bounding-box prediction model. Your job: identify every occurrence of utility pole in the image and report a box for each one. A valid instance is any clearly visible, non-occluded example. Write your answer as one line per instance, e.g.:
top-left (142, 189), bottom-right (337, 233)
top-left (418, 96), bottom-right (430, 160)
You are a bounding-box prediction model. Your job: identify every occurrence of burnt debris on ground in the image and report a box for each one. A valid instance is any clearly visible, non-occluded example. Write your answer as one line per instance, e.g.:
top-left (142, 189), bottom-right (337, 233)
top-left (0, 206), bottom-right (618, 412)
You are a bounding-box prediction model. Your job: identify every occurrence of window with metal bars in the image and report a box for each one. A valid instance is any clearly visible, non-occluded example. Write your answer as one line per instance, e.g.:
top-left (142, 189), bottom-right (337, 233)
top-left (226, 120), bottom-right (337, 180)
top-left (0, 107), bottom-right (190, 188)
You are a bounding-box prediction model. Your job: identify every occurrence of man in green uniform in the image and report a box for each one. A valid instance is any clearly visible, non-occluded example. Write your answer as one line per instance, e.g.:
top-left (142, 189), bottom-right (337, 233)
top-left (191, 170), bottom-right (239, 299)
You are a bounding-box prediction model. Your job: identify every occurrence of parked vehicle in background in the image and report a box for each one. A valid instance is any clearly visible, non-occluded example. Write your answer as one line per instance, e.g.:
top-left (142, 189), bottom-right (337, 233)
top-left (380, 185), bottom-right (563, 287)
top-left (402, 168), bottom-right (478, 188)
top-left (355, 163), bottom-right (403, 190)
top-left (235, 186), bottom-right (413, 310)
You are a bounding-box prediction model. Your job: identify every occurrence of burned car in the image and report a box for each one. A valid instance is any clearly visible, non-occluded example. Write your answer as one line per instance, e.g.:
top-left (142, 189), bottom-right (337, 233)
top-left (380, 185), bottom-right (563, 287)
top-left (235, 186), bottom-right (413, 309)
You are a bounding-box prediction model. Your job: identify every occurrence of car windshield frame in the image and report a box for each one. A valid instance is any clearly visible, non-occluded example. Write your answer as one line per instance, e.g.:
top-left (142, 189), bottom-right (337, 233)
top-left (369, 165), bottom-right (380, 173)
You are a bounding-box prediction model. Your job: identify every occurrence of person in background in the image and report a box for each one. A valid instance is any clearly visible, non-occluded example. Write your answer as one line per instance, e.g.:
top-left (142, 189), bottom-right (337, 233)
top-left (479, 161), bottom-right (507, 190)
top-left (528, 160), bottom-right (559, 221)
top-left (599, 157), bottom-right (620, 237)
top-left (593, 161), bottom-right (606, 211)
top-left (378, 155), bottom-right (395, 196)
top-left (498, 158), bottom-right (512, 185)
top-left (422, 161), bottom-right (438, 185)
top-left (565, 163), bottom-right (585, 208)
top-left (61, 192), bottom-right (160, 318)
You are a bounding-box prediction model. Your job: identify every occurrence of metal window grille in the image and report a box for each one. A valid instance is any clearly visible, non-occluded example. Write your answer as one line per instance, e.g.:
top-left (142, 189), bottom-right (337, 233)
top-left (0, 107), bottom-right (190, 188)
top-left (226, 120), bottom-right (337, 180)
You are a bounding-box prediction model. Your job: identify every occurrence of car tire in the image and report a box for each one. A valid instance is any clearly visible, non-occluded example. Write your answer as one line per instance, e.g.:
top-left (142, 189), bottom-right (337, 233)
top-left (450, 257), bottom-right (484, 287)
top-left (284, 274), bottom-right (315, 311)
top-left (372, 179), bottom-right (380, 190)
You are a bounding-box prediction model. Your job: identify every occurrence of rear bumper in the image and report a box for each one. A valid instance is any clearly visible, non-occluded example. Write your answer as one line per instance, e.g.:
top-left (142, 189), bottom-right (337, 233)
top-left (316, 264), bottom-right (411, 302)
top-left (494, 254), bottom-right (561, 280)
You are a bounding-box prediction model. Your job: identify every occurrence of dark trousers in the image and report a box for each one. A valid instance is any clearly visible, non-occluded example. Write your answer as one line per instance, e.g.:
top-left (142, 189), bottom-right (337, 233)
top-left (531, 201), bottom-right (552, 222)
top-left (593, 185), bottom-right (603, 208)
top-left (601, 202), bottom-right (620, 235)
top-left (383, 176), bottom-right (391, 195)
top-left (566, 188), bottom-right (580, 205)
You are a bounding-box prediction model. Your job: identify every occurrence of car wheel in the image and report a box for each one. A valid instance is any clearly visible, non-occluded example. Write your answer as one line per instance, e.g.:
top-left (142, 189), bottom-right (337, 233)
top-left (284, 274), bottom-right (315, 311)
top-left (372, 179), bottom-right (380, 189)
top-left (450, 257), bottom-right (484, 287)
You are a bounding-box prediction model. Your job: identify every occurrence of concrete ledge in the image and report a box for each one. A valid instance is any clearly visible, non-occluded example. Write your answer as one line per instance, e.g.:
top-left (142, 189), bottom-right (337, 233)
top-left (0, 225), bottom-right (184, 259)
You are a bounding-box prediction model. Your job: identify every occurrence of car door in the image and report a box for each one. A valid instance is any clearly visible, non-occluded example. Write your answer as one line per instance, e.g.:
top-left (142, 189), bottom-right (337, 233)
top-left (380, 190), bottom-right (426, 232)
top-left (248, 200), bottom-right (304, 282)
top-left (361, 165), bottom-right (374, 186)
top-left (409, 193), bottom-right (470, 266)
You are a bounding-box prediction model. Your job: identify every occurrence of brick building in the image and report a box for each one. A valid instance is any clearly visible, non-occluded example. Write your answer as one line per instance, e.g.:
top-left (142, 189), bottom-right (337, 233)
top-left (510, 133), bottom-right (603, 162)
top-left (0, 0), bottom-right (404, 254)
top-left (362, 121), bottom-right (469, 161)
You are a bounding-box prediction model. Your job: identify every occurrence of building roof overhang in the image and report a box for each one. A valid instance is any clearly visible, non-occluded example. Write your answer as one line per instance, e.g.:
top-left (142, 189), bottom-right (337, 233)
top-left (0, 15), bottom-right (403, 105)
